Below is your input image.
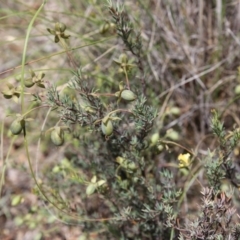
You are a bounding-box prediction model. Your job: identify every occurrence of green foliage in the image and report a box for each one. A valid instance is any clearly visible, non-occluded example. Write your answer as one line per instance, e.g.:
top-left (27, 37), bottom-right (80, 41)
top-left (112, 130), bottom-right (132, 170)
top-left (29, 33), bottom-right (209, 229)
top-left (207, 110), bottom-right (240, 190)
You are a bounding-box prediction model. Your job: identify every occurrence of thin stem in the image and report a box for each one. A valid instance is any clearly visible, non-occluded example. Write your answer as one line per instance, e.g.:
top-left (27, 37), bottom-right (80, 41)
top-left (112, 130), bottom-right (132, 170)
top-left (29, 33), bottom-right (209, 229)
top-left (0, 134), bottom-right (16, 197)
top-left (0, 37), bottom-right (114, 77)
top-left (20, 0), bottom-right (46, 113)
top-left (21, 105), bottom-right (50, 118)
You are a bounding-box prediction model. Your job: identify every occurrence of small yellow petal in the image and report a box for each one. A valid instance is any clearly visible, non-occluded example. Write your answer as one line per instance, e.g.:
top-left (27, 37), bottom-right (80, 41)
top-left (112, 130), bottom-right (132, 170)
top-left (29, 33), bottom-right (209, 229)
top-left (178, 153), bottom-right (191, 168)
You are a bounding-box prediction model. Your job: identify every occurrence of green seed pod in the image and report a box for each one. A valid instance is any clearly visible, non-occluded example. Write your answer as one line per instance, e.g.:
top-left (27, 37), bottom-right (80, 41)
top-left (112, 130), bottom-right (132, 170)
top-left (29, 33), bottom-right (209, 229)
top-left (157, 144), bottom-right (164, 151)
top-left (127, 162), bottom-right (137, 171)
top-left (2, 91), bottom-right (13, 99)
top-left (166, 129), bottom-right (179, 141)
top-left (2, 84), bottom-right (14, 99)
top-left (119, 53), bottom-right (128, 64)
top-left (11, 194), bottom-right (23, 206)
top-left (10, 119), bottom-right (24, 135)
top-left (24, 79), bottom-right (35, 88)
top-left (235, 85), bottom-right (240, 95)
top-left (51, 127), bottom-right (64, 146)
top-left (116, 156), bottom-right (124, 165)
top-left (109, 23), bottom-right (116, 30)
top-left (101, 119), bottom-right (113, 136)
top-left (55, 22), bottom-right (66, 32)
top-left (170, 107), bottom-right (181, 115)
top-left (151, 133), bottom-right (159, 145)
top-left (120, 90), bottom-right (137, 101)
top-left (99, 23), bottom-right (110, 34)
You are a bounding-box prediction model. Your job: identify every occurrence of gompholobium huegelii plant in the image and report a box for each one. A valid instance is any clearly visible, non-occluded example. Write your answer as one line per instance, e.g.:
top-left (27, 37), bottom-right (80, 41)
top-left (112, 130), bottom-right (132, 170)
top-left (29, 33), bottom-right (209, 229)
top-left (44, 2), bottom-right (178, 238)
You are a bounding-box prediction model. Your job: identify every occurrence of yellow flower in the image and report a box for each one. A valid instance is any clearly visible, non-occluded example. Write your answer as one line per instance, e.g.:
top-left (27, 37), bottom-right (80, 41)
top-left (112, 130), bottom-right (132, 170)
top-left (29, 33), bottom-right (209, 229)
top-left (178, 153), bottom-right (191, 168)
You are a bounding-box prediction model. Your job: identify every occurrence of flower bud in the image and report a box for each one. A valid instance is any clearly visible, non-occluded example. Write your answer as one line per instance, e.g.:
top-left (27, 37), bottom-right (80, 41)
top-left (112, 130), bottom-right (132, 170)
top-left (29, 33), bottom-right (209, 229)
top-left (120, 90), bottom-right (137, 101)
top-left (51, 127), bottom-right (64, 146)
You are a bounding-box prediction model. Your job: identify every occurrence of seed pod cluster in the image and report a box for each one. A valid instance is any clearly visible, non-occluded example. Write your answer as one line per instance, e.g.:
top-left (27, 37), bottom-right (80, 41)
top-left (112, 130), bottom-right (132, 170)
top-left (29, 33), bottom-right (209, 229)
top-left (1, 83), bottom-right (20, 100)
top-left (47, 22), bottom-right (70, 43)
top-left (24, 71), bottom-right (45, 88)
